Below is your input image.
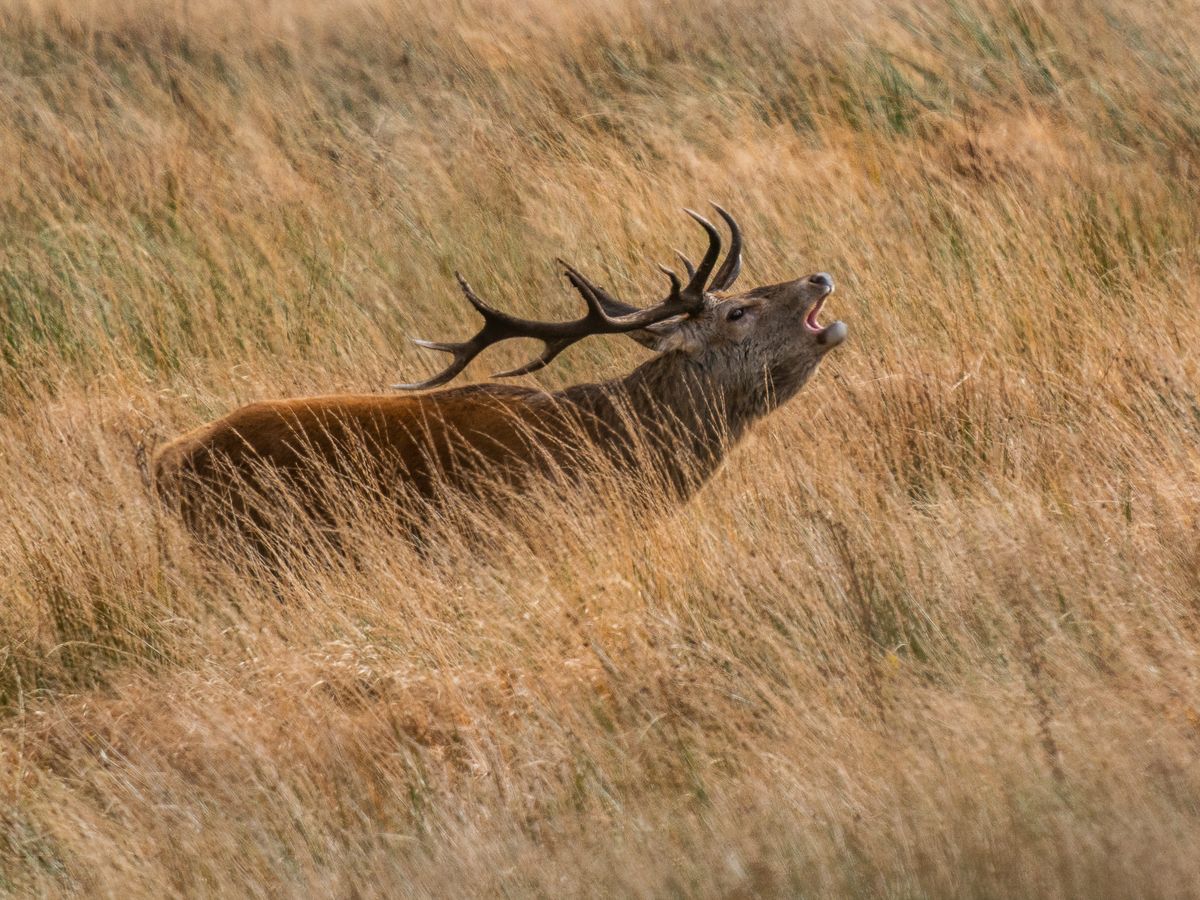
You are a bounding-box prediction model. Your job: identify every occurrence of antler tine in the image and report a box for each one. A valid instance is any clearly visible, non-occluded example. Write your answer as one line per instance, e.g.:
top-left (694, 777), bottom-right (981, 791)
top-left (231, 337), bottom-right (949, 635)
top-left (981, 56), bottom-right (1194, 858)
top-left (559, 259), bottom-right (639, 317)
top-left (708, 203), bottom-right (743, 291)
top-left (453, 273), bottom-right (502, 317)
top-left (499, 264), bottom-right (629, 378)
top-left (491, 338), bottom-right (574, 379)
top-left (393, 273), bottom-right (539, 390)
top-left (674, 250), bottom-right (696, 279)
top-left (656, 263), bottom-right (683, 298)
top-left (392, 338), bottom-right (480, 390)
top-left (681, 209), bottom-right (722, 301)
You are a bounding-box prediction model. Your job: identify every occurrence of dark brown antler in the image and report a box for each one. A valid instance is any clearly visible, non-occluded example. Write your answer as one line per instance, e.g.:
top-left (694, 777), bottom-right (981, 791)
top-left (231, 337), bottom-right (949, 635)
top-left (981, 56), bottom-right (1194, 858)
top-left (393, 205), bottom-right (743, 390)
top-left (708, 204), bottom-right (743, 291)
top-left (580, 203), bottom-right (744, 319)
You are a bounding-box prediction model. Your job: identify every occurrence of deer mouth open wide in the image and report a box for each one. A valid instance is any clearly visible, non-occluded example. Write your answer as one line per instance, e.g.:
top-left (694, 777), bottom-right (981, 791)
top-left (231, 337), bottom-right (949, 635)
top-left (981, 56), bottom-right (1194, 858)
top-left (804, 277), bottom-right (846, 347)
top-left (804, 294), bottom-right (829, 333)
top-left (803, 272), bottom-right (834, 333)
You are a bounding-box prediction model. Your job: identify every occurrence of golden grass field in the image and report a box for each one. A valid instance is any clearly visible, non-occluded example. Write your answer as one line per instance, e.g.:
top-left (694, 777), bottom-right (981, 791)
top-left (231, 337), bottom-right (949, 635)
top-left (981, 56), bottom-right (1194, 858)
top-left (3, 0), bottom-right (1200, 895)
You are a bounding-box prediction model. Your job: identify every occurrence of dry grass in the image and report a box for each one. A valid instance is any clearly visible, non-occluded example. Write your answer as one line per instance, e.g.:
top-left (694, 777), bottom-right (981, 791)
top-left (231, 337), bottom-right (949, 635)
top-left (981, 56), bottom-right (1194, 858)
top-left (3, 0), bottom-right (1200, 895)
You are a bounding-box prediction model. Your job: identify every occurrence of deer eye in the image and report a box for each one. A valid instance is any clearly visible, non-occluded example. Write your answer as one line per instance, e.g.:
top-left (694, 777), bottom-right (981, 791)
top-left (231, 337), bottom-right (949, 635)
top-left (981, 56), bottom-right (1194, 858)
top-left (727, 307), bottom-right (746, 321)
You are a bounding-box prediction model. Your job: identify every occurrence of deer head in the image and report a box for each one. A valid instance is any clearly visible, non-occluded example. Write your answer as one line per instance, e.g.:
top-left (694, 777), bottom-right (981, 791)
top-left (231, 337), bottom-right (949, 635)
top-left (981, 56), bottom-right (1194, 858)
top-left (395, 205), bottom-right (847, 411)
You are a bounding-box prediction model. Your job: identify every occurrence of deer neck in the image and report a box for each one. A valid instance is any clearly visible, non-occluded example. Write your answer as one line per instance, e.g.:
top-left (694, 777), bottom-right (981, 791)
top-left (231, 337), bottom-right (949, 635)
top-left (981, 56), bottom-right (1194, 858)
top-left (627, 349), bottom-right (770, 440)
top-left (557, 350), bottom-right (771, 496)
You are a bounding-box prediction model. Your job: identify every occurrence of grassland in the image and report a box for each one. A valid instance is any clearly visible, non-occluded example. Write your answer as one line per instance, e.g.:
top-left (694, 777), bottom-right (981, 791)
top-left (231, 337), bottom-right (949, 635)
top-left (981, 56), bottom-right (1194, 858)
top-left (2, 0), bottom-right (1200, 895)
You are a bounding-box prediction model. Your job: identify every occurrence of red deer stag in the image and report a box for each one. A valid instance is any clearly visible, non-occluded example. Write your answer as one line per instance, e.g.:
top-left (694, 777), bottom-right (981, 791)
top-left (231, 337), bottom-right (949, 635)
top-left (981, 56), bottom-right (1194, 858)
top-left (154, 206), bottom-right (847, 551)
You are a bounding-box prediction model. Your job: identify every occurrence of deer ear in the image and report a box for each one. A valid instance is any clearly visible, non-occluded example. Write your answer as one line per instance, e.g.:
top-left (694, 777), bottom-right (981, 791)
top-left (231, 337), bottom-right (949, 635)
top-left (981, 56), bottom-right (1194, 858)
top-left (646, 321), bottom-right (704, 355)
top-left (617, 319), bottom-right (679, 351)
top-left (619, 319), bottom-right (702, 353)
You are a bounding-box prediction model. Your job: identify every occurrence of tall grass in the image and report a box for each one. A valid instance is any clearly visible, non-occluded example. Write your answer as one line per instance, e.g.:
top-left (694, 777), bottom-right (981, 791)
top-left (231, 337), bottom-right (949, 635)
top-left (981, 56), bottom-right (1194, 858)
top-left (3, 0), bottom-right (1200, 895)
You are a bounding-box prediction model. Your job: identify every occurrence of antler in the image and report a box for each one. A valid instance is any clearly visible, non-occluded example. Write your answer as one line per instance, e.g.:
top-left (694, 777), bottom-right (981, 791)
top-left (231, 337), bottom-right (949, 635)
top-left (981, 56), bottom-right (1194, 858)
top-left (708, 204), bottom-right (743, 291)
top-left (393, 205), bottom-right (744, 390)
top-left (582, 203), bottom-right (744, 319)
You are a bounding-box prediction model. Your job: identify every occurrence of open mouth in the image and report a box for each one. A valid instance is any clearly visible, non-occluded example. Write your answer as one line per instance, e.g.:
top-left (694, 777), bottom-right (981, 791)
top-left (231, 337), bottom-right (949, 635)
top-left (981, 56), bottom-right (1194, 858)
top-left (804, 289), bottom-right (832, 333)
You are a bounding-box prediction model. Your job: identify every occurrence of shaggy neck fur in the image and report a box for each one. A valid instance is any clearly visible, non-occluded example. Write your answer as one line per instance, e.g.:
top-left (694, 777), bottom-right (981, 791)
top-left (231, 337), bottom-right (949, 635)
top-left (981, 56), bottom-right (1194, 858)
top-left (548, 347), bottom-right (811, 499)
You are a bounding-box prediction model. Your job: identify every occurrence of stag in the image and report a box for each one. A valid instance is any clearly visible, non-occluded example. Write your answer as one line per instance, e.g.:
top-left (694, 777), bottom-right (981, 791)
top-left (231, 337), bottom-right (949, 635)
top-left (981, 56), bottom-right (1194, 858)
top-left (154, 206), bottom-right (847, 551)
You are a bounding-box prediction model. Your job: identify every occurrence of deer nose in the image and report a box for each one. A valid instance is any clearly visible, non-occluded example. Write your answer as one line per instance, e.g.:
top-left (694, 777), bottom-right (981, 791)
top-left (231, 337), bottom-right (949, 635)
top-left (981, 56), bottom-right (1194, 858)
top-left (808, 272), bottom-right (834, 290)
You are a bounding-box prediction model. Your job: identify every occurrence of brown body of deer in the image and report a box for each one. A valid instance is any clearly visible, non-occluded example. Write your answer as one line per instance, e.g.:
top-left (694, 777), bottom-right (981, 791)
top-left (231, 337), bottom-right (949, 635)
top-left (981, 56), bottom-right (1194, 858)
top-left (154, 207), bottom-right (847, 552)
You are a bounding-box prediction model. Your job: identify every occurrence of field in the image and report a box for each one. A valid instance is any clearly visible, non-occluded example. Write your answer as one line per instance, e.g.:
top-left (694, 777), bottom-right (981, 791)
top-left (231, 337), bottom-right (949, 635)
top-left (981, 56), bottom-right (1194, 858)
top-left (3, 0), bottom-right (1200, 895)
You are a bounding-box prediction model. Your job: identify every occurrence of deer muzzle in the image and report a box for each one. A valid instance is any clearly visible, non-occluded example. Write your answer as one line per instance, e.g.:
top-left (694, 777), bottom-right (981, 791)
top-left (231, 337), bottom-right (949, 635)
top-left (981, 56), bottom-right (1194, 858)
top-left (816, 319), bottom-right (848, 347)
